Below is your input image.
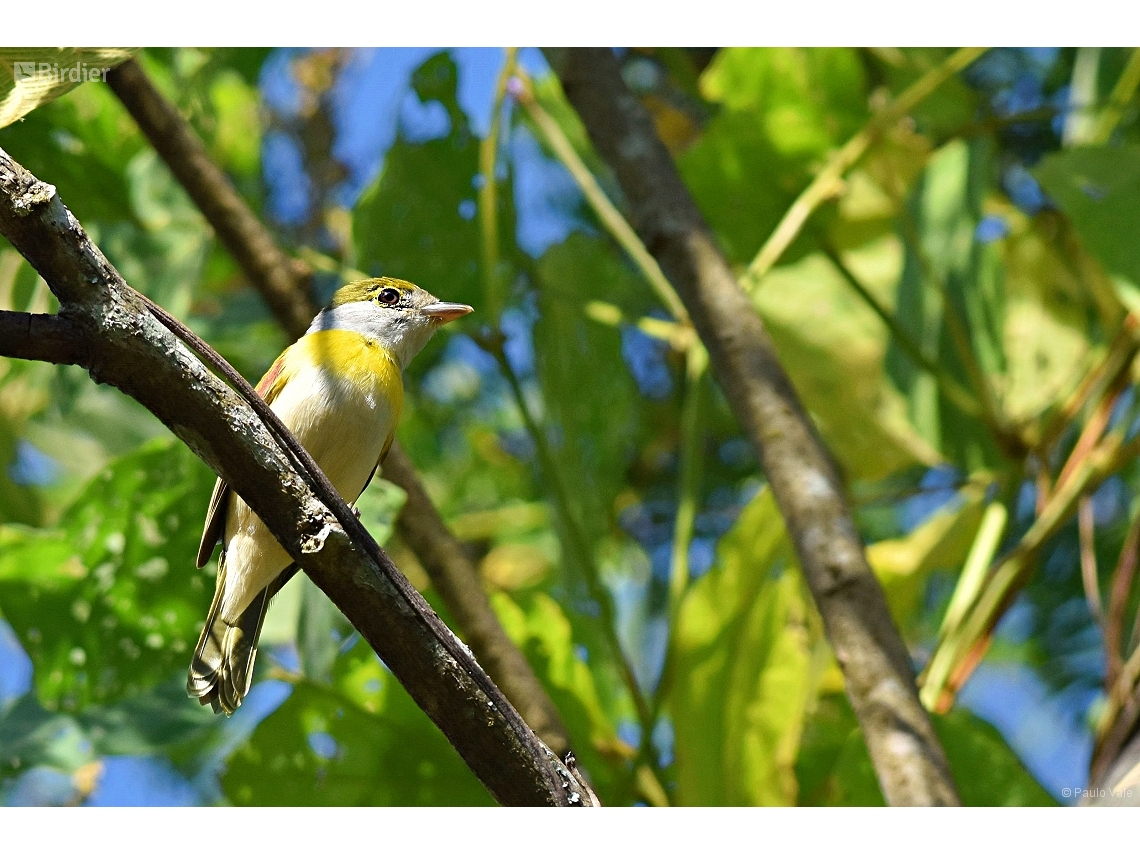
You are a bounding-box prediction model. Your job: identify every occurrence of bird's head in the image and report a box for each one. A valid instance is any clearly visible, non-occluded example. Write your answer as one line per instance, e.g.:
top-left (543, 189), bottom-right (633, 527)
top-left (307, 277), bottom-right (473, 367)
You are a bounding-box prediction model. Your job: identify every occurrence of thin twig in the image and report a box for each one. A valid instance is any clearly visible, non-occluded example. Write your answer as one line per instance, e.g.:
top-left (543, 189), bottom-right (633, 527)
top-left (479, 47), bottom-right (518, 324)
top-left (1056, 382), bottom-right (1128, 495)
top-left (583, 300), bottom-right (694, 351)
top-left (1079, 495), bottom-right (1105, 631)
top-left (668, 343), bottom-right (708, 617)
top-left (512, 69), bottom-right (690, 325)
top-left (1105, 509), bottom-right (1140, 689)
top-left (1032, 314), bottom-right (1140, 460)
top-left (1092, 47), bottom-right (1140, 143)
top-left (923, 422), bottom-right (1140, 710)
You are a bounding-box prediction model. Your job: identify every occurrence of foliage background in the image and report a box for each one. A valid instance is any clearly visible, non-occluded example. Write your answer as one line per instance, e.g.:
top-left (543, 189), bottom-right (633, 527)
top-left (1, 46), bottom-right (1137, 805)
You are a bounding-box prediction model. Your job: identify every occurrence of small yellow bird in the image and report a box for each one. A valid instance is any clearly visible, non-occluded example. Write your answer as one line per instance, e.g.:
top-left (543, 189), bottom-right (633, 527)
top-left (189, 277), bottom-right (472, 714)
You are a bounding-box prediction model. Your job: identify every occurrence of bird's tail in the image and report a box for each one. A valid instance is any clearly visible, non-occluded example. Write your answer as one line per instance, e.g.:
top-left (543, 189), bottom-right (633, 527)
top-left (187, 558), bottom-right (270, 716)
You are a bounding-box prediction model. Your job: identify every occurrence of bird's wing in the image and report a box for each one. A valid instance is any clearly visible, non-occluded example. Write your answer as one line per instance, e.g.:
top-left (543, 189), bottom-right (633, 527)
top-left (196, 351), bottom-right (295, 568)
top-left (354, 430), bottom-right (396, 506)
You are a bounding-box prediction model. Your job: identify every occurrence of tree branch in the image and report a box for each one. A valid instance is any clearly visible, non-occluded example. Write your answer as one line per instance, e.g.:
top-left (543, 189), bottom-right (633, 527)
top-left (0, 146), bottom-right (591, 806)
top-left (546, 47), bottom-right (960, 807)
top-left (104, 57), bottom-right (575, 759)
top-left (0, 309), bottom-right (86, 364)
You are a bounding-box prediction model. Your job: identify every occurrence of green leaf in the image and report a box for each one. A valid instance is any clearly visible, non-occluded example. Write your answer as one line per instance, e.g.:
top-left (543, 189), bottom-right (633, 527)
top-left (352, 51), bottom-right (482, 312)
top-left (998, 214), bottom-right (1094, 424)
top-left (490, 589), bottom-right (628, 800)
top-left (680, 48), bottom-right (867, 267)
top-left (223, 644), bottom-right (493, 806)
top-left (886, 139), bottom-right (1005, 471)
top-left (90, 144), bottom-right (213, 319)
top-left (0, 694), bottom-right (95, 781)
top-left (866, 484), bottom-right (987, 632)
top-left (0, 439), bottom-right (216, 709)
top-left (0, 49), bottom-right (134, 128)
top-left (800, 693), bottom-right (1056, 806)
top-left (533, 233), bottom-right (644, 548)
top-left (699, 47), bottom-right (867, 151)
top-left (295, 576), bottom-right (351, 684)
top-left (77, 675), bottom-right (220, 758)
top-left (1035, 146), bottom-right (1140, 309)
top-left (0, 69), bottom-right (143, 225)
top-left (670, 488), bottom-right (812, 805)
top-left (753, 246), bottom-right (939, 481)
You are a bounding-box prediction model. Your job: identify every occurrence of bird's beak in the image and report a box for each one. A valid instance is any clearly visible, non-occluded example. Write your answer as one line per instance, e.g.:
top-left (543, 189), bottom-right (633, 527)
top-left (422, 301), bottom-right (474, 324)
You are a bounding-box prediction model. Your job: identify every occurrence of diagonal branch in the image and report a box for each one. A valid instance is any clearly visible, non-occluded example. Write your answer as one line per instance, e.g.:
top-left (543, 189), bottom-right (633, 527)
top-left (547, 47), bottom-right (960, 807)
top-left (104, 56), bottom-right (574, 758)
top-left (0, 146), bottom-right (591, 806)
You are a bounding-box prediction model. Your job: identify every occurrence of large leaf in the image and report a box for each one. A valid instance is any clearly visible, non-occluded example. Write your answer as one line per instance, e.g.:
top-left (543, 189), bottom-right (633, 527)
top-left (0, 49), bottom-right (134, 128)
top-left (223, 643), bottom-right (492, 806)
top-left (490, 588), bottom-right (629, 801)
top-left (670, 488), bottom-right (813, 806)
top-left (866, 483), bottom-right (987, 632)
top-left (352, 51), bottom-right (482, 313)
top-left (886, 139), bottom-right (1006, 470)
top-left (0, 440), bottom-right (216, 709)
top-left (799, 692), bottom-right (1056, 806)
top-left (1035, 146), bottom-right (1140, 299)
top-left (753, 244), bottom-right (940, 481)
top-left (533, 233), bottom-right (644, 549)
top-left (680, 48), bottom-right (867, 266)
top-left (997, 211), bottom-right (1094, 423)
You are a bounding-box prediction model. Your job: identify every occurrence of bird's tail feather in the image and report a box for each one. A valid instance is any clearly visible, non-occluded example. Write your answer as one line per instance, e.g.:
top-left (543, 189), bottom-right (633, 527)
top-left (187, 559), bottom-right (271, 715)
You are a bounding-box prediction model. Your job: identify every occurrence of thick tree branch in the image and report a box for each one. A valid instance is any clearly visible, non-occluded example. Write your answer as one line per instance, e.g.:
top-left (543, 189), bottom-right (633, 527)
top-left (105, 57), bottom-right (574, 758)
top-left (547, 47), bottom-right (960, 807)
top-left (0, 146), bottom-right (591, 806)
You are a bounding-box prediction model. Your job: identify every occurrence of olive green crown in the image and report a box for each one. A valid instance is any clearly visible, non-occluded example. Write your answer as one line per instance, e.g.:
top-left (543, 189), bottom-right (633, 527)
top-left (329, 277), bottom-right (417, 308)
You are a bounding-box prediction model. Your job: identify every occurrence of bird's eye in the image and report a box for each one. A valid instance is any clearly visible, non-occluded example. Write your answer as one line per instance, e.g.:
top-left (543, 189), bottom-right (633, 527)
top-left (377, 287), bottom-right (401, 306)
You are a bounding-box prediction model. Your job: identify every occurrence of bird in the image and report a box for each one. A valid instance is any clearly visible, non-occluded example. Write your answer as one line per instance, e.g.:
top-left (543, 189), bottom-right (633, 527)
top-left (188, 277), bottom-right (473, 714)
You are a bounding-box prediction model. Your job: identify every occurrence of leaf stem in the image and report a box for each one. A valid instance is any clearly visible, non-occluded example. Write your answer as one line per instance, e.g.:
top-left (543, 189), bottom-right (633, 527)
top-left (1092, 47), bottom-right (1140, 144)
top-left (511, 69), bottom-right (689, 324)
top-left (1078, 496), bottom-right (1105, 633)
top-left (822, 242), bottom-right (982, 419)
top-left (478, 48), bottom-right (518, 325)
top-left (668, 343), bottom-right (708, 617)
